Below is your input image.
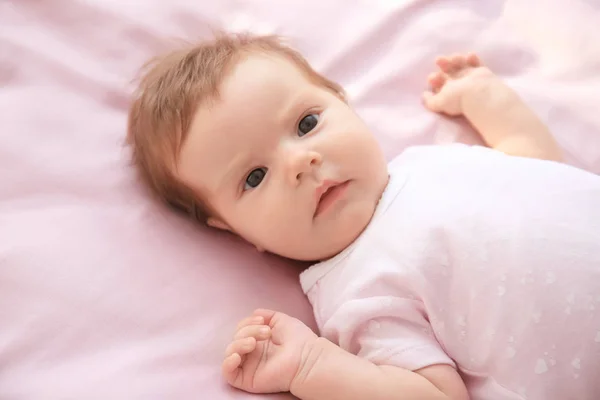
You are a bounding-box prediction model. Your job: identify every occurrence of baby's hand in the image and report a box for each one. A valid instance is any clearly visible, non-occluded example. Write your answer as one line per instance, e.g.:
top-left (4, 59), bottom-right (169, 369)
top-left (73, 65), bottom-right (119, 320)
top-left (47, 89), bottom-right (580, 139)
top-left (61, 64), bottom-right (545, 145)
top-left (423, 53), bottom-right (496, 116)
top-left (222, 309), bottom-right (318, 394)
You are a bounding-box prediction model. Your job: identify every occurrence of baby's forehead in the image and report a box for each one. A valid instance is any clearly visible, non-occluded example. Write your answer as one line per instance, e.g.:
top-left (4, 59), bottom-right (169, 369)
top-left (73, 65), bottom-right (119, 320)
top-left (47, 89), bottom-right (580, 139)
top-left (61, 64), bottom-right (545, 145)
top-left (188, 56), bottom-right (304, 134)
top-left (197, 55), bottom-right (321, 131)
top-left (219, 53), bottom-right (318, 100)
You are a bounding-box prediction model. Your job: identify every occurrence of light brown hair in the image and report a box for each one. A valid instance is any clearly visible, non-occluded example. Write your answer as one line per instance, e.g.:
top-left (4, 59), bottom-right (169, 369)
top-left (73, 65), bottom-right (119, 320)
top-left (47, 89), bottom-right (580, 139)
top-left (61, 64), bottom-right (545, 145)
top-left (126, 32), bottom-right (345, 220)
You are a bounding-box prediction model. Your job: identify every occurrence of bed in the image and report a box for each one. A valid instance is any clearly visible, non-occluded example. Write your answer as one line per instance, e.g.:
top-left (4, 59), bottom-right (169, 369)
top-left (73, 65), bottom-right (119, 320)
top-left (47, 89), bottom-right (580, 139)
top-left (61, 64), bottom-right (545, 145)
top-left (1, 0), bottom-right (599, 398)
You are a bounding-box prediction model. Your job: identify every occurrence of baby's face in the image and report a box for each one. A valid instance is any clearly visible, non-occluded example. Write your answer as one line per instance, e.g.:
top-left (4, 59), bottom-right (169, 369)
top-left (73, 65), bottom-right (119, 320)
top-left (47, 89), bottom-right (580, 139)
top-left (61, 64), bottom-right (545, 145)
top-left (178, 53), bottom-right (388, 261)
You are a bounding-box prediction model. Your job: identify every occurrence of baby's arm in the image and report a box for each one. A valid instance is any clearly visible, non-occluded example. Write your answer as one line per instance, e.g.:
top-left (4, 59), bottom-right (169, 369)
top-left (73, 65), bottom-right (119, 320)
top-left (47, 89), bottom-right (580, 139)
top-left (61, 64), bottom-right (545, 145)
top-left (461, 70), bottom-right (562, 161)
top-left (224, 309), bottom-right (469, 400)
top-left (291, 337), bottom-right (469, 400)
top-left (424, 54), bottom-right (562, 162)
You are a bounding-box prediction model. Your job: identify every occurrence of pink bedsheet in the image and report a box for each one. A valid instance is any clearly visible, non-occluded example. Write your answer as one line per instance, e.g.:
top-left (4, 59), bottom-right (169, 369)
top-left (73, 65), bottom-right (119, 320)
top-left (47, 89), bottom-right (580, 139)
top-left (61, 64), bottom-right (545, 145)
top-left (1, 0), bottom-right (599, 399)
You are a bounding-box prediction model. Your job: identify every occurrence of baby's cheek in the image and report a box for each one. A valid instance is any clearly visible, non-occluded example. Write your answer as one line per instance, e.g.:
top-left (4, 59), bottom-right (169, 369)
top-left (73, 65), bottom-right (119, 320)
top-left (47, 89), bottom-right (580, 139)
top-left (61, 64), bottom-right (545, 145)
top-left (240, 210), bottom-right (286, 239)
top-left (262, 221), bottom-right (307, 250)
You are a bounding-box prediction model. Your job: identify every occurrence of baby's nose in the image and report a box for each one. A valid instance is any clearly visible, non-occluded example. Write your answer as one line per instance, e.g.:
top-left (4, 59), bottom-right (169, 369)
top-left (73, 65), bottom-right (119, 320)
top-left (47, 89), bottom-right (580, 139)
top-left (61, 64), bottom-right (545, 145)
top-left (286, 150), bottom-right (322, 184)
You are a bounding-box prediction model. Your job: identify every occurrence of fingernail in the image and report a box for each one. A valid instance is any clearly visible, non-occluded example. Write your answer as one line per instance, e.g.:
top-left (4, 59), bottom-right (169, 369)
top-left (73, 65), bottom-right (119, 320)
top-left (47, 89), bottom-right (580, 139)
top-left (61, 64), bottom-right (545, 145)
top-left (253, 316), bottom-right (264, 324)
top-left (260, 326), bottom-right (270, 335)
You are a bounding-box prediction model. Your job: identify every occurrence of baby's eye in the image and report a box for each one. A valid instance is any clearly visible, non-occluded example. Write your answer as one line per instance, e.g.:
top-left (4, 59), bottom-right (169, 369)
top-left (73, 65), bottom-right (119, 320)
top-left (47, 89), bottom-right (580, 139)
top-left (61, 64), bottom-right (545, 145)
top-left (297, 113), bottom-right (319, 137)
top-left (244, 168), bottom-right (267, 190)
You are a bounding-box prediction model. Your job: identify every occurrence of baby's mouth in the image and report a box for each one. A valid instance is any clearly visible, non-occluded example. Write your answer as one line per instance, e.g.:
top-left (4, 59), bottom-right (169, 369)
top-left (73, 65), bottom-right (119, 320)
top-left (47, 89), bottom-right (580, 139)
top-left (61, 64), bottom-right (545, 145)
top-left (314, 180), bottom-right (350, 217)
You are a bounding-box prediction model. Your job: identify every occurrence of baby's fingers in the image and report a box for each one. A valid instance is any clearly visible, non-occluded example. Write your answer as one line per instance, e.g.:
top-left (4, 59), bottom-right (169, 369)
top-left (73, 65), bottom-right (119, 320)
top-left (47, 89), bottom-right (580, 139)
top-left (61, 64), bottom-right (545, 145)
top-left (222, 352), bottom-right (242, 373)
top-left (234, 324), bottom-right (271, 341)
top-left (252, 309), bottom-right (278, 324)
top-left (222, 353), bottom-right (242, 387)
top-left (427, 72), bottom-right (446, 92)
top-left (466, 52), bottom-right (481, 67)
top-left (449, 53), bottom-right (466, 69)
top-left (223, 337), bottom-right (257, 388)
top-left (225, 336), bottom-right (257, 359)
top-left (236, 315), bottom-right (264, 331)
top-left (422, 91), bottom-right (443, 113)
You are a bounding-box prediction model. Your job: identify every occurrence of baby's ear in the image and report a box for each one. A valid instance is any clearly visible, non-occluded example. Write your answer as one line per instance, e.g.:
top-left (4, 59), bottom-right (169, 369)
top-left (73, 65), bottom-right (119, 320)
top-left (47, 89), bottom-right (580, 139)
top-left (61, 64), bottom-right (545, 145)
top-left (206, 217), bottom-right (232, 232)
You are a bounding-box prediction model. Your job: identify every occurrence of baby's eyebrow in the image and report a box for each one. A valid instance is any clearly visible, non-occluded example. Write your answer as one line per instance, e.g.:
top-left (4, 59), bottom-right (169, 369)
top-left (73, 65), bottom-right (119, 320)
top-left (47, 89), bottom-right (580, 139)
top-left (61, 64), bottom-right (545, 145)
top-left (276, 91), bottom-right (310, 126)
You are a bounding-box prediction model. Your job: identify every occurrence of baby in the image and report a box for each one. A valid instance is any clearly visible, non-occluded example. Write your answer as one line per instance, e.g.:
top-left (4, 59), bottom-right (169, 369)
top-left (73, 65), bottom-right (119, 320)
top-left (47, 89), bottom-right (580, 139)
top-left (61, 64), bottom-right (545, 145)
top-left (127, 33), bottom-right (600, 399)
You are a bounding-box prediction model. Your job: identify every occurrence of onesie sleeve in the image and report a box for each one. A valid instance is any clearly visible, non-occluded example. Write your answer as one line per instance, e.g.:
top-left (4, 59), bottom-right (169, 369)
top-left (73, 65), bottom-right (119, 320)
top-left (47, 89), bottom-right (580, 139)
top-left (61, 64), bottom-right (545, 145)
top-left (319, 294), bottom-right (455, 372)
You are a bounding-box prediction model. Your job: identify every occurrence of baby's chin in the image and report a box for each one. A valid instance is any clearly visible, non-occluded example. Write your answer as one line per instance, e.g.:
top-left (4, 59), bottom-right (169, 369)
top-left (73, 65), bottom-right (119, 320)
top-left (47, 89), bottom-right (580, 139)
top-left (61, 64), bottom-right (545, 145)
top-left (282, 205), bottom-right (378, 262)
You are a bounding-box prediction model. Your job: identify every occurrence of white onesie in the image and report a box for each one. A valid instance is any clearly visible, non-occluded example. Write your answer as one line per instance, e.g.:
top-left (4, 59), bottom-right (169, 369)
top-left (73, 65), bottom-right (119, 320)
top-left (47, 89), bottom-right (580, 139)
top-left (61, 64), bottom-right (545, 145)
top-left (300, 144), bottom-right (600, 400)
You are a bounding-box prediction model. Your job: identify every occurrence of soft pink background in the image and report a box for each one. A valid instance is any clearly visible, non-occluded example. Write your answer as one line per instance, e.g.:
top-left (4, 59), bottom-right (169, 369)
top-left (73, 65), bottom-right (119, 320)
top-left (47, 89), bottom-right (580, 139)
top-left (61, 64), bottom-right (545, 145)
top-left (1, 0), bottom-right (599, 399)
